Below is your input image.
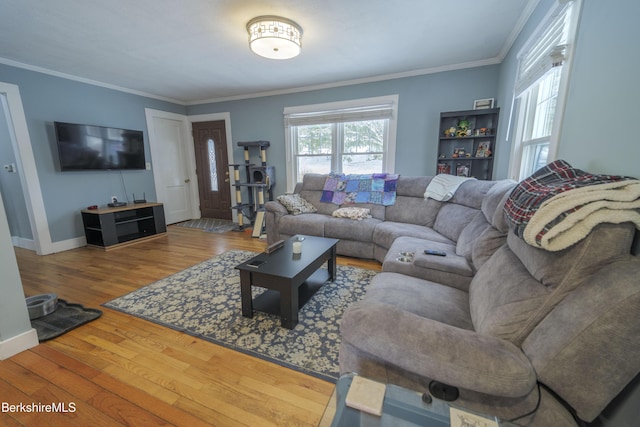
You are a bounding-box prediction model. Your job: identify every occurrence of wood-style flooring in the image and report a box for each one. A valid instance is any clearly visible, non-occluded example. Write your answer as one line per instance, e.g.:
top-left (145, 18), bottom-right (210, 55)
top-left (2, 226), bottom-right (381, 426)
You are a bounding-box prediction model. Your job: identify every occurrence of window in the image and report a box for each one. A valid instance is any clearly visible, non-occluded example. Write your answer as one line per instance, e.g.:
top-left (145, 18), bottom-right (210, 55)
top-left (284, 95), bottom-right (398, 192)
top-left (207, 139), bottom-right (219, 191)
top-left (509, 0), bottom-right (580, 181)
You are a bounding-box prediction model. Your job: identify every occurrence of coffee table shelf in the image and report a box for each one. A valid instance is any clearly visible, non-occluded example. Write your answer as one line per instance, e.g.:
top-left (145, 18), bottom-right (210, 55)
top-left (236, 235), bottom-right (339, 329)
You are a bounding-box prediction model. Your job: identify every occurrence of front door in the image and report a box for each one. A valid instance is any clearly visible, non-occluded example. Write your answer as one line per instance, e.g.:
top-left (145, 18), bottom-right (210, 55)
top-left (192, 120), bottom-right (232, 220)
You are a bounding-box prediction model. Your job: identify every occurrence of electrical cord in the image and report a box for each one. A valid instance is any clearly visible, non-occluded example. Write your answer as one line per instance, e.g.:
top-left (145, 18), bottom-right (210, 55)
top-left (506, 382), bottom-right (587, 427)
top-left (507, 382), bottom-right (541, 424)
top-left (119, 170), bottom-right (130, 203)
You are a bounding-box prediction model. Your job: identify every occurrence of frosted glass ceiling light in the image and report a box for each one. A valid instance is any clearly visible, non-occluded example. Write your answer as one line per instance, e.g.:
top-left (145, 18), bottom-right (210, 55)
top-left (247, 16), bottom-right (302, 60)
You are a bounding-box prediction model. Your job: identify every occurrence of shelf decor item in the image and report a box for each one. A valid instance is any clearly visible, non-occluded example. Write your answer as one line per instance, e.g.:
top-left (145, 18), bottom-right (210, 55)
top-left (475, 141), bottom-right (491, 158)
top-left (436, 108), bottom-right (499, 180)
top-left (473, 98), bottom-right (495, 110)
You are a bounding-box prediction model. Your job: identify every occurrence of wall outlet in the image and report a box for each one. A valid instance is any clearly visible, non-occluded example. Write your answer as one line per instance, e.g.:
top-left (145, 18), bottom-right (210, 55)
top-left (111, 195), bottom-right (118, 203)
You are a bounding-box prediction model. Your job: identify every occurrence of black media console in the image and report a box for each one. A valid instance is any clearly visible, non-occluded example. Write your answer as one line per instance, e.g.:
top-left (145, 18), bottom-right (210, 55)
top-left (81, 202), bottom-right (166, 250)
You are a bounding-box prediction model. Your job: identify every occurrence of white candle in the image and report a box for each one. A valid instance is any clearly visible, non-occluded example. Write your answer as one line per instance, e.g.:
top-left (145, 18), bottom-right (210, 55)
top-left (292, 241), bottom-right (302, 254)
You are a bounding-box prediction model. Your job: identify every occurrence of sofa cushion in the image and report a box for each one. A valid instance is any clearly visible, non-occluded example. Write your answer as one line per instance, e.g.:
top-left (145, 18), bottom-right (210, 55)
top-left (522, 258), bottom-right (640, 422)
top-left (301, 173), bottom-right (328, 191)
top-left (433, 204), bottom-right (479, 242)
top-left (456, 212), bottom-right (491, 259)
top-left (448, 179), bottom-right (497, 209)
top-left (277, 193), bottom-right (317, 215)
top-left (481, 180), bottom-right (516, 223)
top-left (364, 272), bottom-right (473, 330)
top-left (373, 221), bottom-right (454, 251)
top-left (385, 196), bottom-right (442, 226)
top-left (395, 176), bottom-right (433, 198)
top-left (414, 250), bottom-right (474, 278)
top-left (470, 223), bottom-right (636, 345)
top-left (325, 217), bottom-right (382, 242)
top-left (469, 244), bottom-right (549, 344)
top-left (336, 240), bottom-right (376, 259)
top-left (471, 226), bottom-right (508, 270)
top-left (299, 189), bottom-right (338, 216)
top-left (382, 236), bottom-right (473, 291)
top-left (278, 213), bottom-right (327, 236)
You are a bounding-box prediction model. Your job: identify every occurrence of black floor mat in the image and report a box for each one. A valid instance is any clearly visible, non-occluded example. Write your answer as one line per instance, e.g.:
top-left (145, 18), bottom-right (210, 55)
top-left (30, 299), bottom-right (102, 342)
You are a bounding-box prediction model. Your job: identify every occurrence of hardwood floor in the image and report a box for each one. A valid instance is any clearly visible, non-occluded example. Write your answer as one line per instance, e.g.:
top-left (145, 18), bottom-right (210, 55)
top-left (2, 226), bottom-right (381, 426)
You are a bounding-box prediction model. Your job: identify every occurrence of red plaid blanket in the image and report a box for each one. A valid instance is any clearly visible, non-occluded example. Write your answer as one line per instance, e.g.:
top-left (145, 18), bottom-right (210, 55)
top-left (504, 160), bottom-right (634, 243)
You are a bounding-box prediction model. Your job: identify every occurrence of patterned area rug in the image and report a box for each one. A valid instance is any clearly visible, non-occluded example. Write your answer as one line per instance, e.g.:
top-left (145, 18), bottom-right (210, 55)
top-left (175, 218), bottom-right (236, 233)
top-left (103, 250), bottom-right (377, 382)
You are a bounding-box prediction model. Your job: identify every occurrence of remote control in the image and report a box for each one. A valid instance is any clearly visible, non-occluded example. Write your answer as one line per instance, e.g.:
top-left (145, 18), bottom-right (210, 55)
top-left (424, 249), bottom-right (447, 256)
top-left (265, 239), bottom-right (285, 253)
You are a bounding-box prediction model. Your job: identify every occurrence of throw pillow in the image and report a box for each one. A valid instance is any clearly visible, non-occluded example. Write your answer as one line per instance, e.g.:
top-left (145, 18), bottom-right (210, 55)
top-left (332, 207), bottom-right (372, 220)
top-left (277, 194), bottom-right (317, 215)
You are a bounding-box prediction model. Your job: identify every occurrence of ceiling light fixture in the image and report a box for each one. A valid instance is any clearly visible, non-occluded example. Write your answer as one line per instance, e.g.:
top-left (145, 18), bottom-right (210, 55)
top-left (246, 15), bottom-right (302, 60)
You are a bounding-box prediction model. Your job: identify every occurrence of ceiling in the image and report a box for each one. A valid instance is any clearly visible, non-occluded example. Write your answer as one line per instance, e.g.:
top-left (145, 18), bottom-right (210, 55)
top-left (0, 0), bottom-right (536, 105)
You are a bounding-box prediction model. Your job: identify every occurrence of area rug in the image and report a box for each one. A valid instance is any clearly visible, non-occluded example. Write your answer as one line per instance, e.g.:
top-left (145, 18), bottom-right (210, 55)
top-left (103, 250), bottom-right (377, 382)
top-left (31, 300), bottom-right (102, 342)
top-left (175, 218), bottom-right (236, 233)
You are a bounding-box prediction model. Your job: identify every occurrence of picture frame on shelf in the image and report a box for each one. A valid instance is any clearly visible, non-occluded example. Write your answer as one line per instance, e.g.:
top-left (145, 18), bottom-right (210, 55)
top-left (473, 98), bottom-right (495, 110)
top-left (456, 164), bottom-right (470, 177)
top-left (475, 141), bottom-right (492, 158)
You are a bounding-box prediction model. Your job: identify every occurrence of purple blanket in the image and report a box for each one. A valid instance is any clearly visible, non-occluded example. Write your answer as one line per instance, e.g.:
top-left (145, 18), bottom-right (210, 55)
top-left (320, 173), bottom-right (398, 206)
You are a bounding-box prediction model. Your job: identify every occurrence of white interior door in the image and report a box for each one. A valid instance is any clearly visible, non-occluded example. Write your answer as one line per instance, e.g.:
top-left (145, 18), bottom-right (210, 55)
top-left (145, 109), bottom-right (197, 224)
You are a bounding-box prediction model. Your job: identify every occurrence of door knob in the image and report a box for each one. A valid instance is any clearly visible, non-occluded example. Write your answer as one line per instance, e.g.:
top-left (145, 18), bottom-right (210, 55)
top-left (184, 178), bottom-right (191, 183)
top-left (224, 178), bottom-right (230, 183)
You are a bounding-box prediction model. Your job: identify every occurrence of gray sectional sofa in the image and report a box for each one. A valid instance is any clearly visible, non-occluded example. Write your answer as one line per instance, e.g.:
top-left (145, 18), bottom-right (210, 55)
top-left (265, 174), bottom-right (516, 288)
top-left (265, 173), bottom-right (640, 426)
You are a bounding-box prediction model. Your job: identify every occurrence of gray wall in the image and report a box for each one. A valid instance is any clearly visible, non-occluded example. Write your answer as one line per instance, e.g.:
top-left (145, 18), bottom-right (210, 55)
top-left (0, 100), bottom-right (32, 239)
top-left (495, 0), bottom-right (640, 178)
top-left (2, 0), bottom-right (640, 244)
top-left (187, 65), bottom-right (500, 192)
top-left (0, 191), bottom-right (33, 343)
top-left (495, 0), bottom-right (640, 424)
top-left (557, 0), bottom-right (640, 176)
top-left (0, 64), bottom-right (186, 243)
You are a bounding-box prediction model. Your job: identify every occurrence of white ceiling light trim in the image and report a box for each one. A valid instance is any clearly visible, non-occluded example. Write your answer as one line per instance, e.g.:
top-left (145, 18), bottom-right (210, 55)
top-left (246, 15), bottom-right (302, 60)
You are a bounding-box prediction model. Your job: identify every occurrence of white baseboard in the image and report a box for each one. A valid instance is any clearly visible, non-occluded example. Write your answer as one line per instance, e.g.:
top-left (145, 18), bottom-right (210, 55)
top-left (12, 235), bottom-right (86, 254)
top-left (12, 236), bottom-right (35, 251)
top-left (0, 328), bottom-right (39, 360)
top-left (51, 236), bottom-right (86, 253)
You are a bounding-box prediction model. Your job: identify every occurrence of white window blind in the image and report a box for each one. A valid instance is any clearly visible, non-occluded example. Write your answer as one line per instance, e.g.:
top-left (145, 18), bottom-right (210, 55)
top-left (508, 0), bottom-right (580, 181)
top-left (514, 2), bottom-right (572, 96)
top-left (284, 104), bottom-right (394, 126)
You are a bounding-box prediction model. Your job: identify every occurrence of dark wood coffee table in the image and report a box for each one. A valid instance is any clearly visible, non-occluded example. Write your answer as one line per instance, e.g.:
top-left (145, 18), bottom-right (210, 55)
top-left (236, 235), bottom-right (339, 329)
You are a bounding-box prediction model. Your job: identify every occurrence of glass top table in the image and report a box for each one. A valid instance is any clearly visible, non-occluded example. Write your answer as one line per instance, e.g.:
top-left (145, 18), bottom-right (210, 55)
top-left (331, 373), bottom-right (505, 427)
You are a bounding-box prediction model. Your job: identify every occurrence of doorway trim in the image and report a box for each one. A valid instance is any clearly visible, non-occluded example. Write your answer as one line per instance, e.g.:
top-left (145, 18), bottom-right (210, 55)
top-left (145, 109), bottom-right (199, 223)
top-left (0, 82), bottom-right (52, 255)
top-left (145, 110), bottom-right (235, 222)
top-left (187, 112), bottom-right (236, 222)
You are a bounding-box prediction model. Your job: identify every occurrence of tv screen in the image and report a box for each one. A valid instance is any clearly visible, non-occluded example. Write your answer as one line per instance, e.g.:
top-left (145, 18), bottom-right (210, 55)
top-left (54, 121), bottom-right (145, 171)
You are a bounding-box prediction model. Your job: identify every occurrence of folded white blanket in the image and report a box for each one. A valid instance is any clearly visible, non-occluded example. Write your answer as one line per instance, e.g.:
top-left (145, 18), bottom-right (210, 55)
top-left (524, 180), bottom-right (640, 251)
top-left (424, 174), bottom-right (476, 201)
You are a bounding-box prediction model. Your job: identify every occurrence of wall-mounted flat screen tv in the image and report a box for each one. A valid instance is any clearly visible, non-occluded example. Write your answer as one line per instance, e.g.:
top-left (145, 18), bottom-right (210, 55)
top-left (54, 121), bottom-right (145, 171)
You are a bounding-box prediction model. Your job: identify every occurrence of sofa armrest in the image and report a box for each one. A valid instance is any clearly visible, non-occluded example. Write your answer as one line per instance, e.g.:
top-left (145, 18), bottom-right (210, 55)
top-left (341, 301), bottom-right (536, 398)
top-left (265, 200), bottom-right (289, 216)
